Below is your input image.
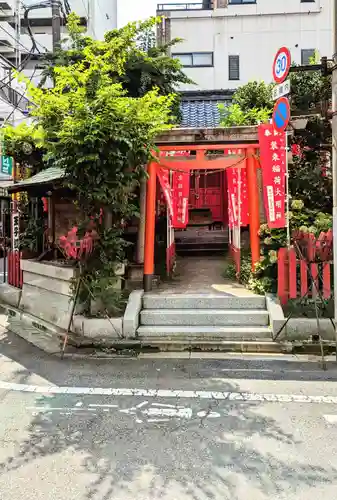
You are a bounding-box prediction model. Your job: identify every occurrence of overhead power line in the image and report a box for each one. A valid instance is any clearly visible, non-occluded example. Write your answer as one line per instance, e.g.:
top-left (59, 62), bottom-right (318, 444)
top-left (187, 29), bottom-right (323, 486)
top-left (0, 24), bottom-right (30, 54)
top-left (1, 65), bottom-right (37, 126)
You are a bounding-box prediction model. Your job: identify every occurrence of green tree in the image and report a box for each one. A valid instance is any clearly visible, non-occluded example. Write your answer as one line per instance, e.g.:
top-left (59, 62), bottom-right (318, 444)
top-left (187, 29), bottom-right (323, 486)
top-left (38, 17), bottom-right (192, 122)
top-left (219, 81), bottom-right (274, 126)
top-left (220, 65), bottom-right (332, 295)
top-left (19, 14), bottom-right (175, 313)
top-left (231, 81), bottom-right (274, 111)
top-left (2, 123), bottom-right (44, 172)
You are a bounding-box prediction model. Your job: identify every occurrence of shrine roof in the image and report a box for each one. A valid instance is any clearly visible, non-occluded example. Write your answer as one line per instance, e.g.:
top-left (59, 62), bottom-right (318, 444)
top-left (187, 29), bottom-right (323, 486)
top-left (8, 166), bottom-right (65, 193)
top-left (179, 90), bottom-right (233, 128)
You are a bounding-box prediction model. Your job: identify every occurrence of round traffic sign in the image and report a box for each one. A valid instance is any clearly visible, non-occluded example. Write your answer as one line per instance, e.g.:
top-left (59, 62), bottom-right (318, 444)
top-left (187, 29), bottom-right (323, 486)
top-left (273, 47), bottom-right (291, 84)
top-left (272, 97), bottom-right (290, 133)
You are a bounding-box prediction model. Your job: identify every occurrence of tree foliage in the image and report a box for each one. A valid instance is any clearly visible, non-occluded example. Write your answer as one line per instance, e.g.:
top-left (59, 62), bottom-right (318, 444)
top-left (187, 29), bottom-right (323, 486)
top-left (219, 103), bottom-right (272, 127)
top-left (13, 14), bottom-right (179, 313)
top-left (38, 16), bottom-right (192, 122)
top-left (220, 64), bottom-right (332, 295)
top-left (2, 123), bottom-right (44, 171)
top-left (219, 81), bottom-right (273, 126)
top-left (231, 81), bottom-right (274, 111)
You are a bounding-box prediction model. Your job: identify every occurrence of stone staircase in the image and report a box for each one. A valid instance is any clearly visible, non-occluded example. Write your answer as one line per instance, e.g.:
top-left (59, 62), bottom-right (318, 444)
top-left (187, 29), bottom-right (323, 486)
top-left (175, 229), bottom-right (229, 253)
top-left (137, 293), bottom-right (276, 351)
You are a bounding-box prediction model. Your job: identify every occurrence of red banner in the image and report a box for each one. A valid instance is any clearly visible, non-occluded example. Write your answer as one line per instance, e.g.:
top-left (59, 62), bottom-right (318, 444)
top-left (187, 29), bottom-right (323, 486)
top-left (258, 124), bottom-right (286, 229)
top-left (226, 167), bottom-right (249, 228)
top-left (157, 167), bottom-right (174, 219)
top-left (172, 171), bottom-right (190, 228)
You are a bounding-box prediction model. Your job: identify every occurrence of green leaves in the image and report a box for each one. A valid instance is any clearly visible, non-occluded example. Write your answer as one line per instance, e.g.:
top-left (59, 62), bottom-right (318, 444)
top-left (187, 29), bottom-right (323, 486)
top-left (8, 14), bottom-right (186, 314)
top-left (219, 81), bottom-right (274, 127)
top-left (219, 103), bottom-right (272, 127)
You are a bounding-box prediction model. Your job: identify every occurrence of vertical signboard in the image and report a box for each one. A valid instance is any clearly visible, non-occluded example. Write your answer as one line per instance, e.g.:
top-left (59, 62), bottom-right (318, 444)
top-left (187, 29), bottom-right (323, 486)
top-left (172, 171), bottom-right (190, 228)
top-left (258, 124), bottom-right (287, 229)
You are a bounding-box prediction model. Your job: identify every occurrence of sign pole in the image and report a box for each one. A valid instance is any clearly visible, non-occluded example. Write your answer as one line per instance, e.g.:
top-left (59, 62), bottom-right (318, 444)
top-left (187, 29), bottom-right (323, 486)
top-left (272, 47), bottom-right (292, 245)
top-left (286, 132), bottom-right (290, 248)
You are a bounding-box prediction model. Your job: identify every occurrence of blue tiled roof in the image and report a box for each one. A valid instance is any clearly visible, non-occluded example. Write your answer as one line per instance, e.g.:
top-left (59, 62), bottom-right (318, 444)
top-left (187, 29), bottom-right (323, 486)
top-left (180, 94), bottom-right (232, 128)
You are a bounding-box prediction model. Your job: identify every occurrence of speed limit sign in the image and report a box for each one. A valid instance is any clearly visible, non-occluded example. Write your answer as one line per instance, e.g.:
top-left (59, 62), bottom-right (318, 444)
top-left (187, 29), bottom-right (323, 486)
top-left (272, 47), bottom-right (291, 84)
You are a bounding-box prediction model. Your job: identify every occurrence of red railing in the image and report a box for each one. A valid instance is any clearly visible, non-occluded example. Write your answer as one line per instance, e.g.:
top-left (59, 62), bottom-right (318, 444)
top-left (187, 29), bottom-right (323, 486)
top-left (7, 251), bottom-right (23, 289)
top-left (277, 247), bottom-right (332, 305)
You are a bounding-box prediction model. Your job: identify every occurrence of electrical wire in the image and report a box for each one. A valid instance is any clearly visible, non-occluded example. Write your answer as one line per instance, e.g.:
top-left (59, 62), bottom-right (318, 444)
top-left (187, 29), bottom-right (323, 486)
top-left (1, 65), bottom-right (37, 126)
top-left (63, 0), bottom-right (71, 16)
top-left (0, 24), bottom-right (30, 54)
top-left (0, 1), bottom-right (67, 119)
top-left (0, 2), bottom-right (65, 102)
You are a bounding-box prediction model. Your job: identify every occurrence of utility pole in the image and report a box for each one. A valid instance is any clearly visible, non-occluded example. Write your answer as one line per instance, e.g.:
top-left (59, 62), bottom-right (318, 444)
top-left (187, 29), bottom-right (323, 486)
top-left (51, 1), bottom-right (61, 51)
top-left (332, 0), bottom-right (337, 359)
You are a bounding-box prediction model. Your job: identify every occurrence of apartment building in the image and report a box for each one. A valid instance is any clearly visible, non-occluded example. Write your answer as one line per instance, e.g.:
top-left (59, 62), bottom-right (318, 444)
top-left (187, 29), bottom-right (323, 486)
top-left (0, 0), bottom-right (118, 124)
top-left (157, 0), bottom-right (333, 91)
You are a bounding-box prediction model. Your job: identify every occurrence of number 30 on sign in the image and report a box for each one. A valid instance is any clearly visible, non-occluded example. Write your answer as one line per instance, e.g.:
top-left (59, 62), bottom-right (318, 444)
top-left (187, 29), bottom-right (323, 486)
top-left (272, 47), bottom-right (291, 84)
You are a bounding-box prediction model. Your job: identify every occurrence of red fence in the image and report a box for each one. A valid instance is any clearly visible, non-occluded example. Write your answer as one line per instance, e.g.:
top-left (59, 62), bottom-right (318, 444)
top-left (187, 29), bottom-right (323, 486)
top-left (7, 251), bottom-right (23, 289)
top-left (277, 247), bottom-right (332, 305)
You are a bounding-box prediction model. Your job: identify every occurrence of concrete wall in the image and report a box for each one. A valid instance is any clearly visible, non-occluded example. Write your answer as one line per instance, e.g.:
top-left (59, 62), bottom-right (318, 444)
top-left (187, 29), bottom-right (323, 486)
top-left (19, 260), bottom-right (78, 330)
top-left (162, 0), bottom-right (332, 90)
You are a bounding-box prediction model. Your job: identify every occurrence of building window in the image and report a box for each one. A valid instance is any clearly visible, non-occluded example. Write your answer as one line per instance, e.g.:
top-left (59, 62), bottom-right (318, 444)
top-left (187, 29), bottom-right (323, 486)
top-left (301, 49), bottom-right (315, 65)
top-left (172, 52), bottom-right (213, 67)
top-left (229, 55), bottom-right (240, 80)
top-left (228, 0), bottom-right (257, 4)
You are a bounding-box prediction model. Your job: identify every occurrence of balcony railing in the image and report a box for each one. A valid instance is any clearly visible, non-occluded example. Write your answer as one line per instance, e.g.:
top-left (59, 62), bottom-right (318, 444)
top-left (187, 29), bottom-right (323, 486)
top-left (157, 2), bottom-right (213, 11)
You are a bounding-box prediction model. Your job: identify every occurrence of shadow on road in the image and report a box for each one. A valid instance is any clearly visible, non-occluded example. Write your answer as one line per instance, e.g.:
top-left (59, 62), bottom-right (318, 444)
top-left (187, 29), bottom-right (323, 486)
top-left (0, 379), bottom-right (336, 499)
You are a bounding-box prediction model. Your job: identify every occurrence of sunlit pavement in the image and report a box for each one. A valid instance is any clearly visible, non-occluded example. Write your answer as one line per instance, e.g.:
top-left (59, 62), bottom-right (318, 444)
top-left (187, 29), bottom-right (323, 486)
top-left (1, 328), bottom-right (337, 499)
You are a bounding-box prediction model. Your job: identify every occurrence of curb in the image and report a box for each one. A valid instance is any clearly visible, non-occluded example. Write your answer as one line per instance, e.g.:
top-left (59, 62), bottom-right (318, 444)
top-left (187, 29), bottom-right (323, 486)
top-left (1, 302), bottom-right (336, 359)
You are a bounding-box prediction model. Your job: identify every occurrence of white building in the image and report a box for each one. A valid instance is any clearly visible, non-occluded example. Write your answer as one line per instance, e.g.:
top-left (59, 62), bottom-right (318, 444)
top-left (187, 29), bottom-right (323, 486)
top-left (0, 0), bottom-right (118, 124)
top-left (157, 0), bottom-right (333, 91)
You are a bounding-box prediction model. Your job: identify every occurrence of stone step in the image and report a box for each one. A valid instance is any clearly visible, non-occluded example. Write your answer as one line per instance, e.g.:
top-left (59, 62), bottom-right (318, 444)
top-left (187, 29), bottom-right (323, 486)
top-left (137, 325), bottom-right (272, 341)
top-left (143, 294), bottom-right (266, 310)
top-left (140, 309), bottom-right (269, 327)
top-left (137, 339), bottom-right (289, 354)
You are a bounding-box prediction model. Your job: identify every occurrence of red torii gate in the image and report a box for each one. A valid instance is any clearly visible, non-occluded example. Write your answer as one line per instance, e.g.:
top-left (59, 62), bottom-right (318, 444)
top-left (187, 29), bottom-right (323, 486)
top-left (143, 143), bottom-right (260, 292)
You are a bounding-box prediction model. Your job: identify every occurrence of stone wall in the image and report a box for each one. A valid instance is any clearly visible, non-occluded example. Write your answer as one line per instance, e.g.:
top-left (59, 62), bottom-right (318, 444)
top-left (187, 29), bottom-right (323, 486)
top-left (20, 259), bottom-right (78, 329)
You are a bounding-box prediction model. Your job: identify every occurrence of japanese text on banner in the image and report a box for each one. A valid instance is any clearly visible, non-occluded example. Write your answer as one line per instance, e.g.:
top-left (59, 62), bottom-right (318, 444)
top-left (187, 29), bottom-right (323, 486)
top-left (172, 171), bottom-right (190, 228)
top-left (258, 124), bottom-right (286, 229)
top-left (157, 167), bottom-right (174, 220)
top-left (226, 165), bottom-right (249, 229)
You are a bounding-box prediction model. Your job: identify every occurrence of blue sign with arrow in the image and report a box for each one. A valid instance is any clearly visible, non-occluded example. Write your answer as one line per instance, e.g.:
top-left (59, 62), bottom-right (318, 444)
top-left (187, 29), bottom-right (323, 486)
top-left (272, 97), bottom-right (290, 133)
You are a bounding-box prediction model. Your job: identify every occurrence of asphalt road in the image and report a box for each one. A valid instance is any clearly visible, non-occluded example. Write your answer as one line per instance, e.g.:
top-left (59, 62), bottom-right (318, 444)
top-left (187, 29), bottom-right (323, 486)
top-left (1, 329), bottom-right (337, 499)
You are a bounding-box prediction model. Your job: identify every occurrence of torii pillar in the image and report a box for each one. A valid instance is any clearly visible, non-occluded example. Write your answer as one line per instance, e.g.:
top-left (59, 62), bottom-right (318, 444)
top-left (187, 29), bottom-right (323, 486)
top-left (143, 161), bottom-right (157, 292)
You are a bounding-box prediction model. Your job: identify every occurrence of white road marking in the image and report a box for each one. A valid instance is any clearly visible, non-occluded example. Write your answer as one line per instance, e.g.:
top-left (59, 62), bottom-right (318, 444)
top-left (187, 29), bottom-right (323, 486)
top-left (147, 418), bottom-right (170, 423)
top-left (143, 408), bottom-right (193, 419)
top-left (1, 381), bottom-right (336, 405)
top-left (323, 414), bottom-right (337, 424)
top-left (221, 369), bottom-right (274, 373)
top-left (89, 404), bottom-right (118, 408)
top-left (136, 401), bottom-right (148, 409)
top-left (197, 411), bottom-right (221, 419)
top-left (26, 406), bottom-right (97, 412)
top-left (152, 403), bottom-right (180, 408)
